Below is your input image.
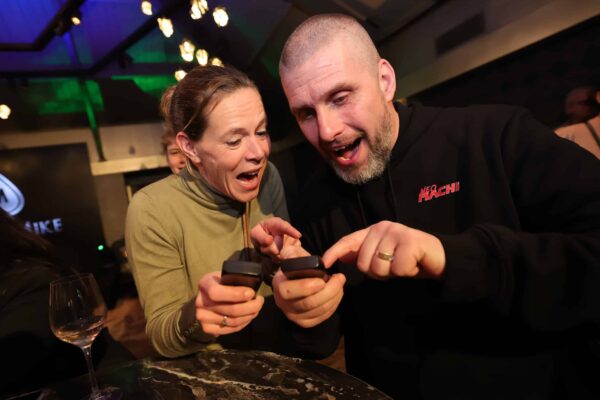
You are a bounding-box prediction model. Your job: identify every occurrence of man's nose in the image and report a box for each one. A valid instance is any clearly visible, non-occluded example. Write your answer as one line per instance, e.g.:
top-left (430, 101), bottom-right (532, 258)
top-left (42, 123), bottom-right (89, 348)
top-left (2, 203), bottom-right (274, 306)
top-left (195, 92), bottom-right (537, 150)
top-left (317, 108), bottom-right (343, 142)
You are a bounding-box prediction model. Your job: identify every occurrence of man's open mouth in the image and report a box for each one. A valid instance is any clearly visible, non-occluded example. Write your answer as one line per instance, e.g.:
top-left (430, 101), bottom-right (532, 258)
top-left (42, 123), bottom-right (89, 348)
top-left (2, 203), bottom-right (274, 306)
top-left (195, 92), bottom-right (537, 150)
top-left (333, 137), bottom-right (362, 160)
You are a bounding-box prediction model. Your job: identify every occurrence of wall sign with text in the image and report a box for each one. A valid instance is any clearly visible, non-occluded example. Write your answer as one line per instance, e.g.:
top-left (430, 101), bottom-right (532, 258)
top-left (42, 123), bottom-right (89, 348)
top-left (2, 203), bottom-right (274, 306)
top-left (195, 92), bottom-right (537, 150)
top-left (0, 144), bottom-right (106, 271)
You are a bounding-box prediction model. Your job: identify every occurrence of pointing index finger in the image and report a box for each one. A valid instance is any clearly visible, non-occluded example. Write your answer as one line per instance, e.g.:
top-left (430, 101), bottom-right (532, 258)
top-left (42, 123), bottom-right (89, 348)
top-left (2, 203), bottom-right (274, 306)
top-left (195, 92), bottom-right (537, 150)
top-left (263, 218), bottom-right (302, 239)
top-left (322, 228), bottom-right (368, 268)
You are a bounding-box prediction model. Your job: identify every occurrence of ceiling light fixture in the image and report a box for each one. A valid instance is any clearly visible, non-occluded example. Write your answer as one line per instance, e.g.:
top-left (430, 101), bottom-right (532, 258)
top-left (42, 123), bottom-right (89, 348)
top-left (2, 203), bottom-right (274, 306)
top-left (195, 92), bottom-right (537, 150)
top-left (141, 0), bottom-right (153, 15)
top-left (179, 39), bottom-right (195, 62)
top-left (190, 0), bottom-right (209, 20)
top-left (209, 57), bottom-right (223, 66)
top-left (174, 70), bottom-right (187, 81)
top-left (212, 7), bottom-right (228, 27)
top-left (0, 104), bottom-right (11, 120)
top-left (157, 17), bottom-right (174, 38)
top-left (71, 10), bottom-right (82, 26)
top-left (195, 49), bottom-right (208, 66)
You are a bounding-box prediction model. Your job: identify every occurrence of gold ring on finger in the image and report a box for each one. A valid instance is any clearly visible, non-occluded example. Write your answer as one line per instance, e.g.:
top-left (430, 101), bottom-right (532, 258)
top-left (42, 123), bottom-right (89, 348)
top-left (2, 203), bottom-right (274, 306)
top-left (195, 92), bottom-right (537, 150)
top-left (376, 251), bottom-right (394, 262)
top-left (220, 315), bottom-right (229, 327)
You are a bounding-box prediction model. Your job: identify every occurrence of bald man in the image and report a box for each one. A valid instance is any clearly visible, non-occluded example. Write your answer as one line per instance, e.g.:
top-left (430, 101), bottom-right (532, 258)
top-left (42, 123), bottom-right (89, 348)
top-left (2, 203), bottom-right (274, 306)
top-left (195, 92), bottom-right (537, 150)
top-left (253, 13), bottom-right (600, 400)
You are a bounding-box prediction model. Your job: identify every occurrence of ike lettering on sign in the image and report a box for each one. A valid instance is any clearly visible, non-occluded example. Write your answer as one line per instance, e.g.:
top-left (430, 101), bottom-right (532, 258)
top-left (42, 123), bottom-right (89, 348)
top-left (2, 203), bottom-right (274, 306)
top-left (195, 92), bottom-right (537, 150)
top-left (25, 219), bottom-right (64, 235)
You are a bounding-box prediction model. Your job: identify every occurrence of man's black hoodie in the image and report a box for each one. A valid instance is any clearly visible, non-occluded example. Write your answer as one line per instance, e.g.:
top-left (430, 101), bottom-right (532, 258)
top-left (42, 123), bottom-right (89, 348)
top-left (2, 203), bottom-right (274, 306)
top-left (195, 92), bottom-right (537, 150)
top-left (294, 103), bottom-right (600, 399)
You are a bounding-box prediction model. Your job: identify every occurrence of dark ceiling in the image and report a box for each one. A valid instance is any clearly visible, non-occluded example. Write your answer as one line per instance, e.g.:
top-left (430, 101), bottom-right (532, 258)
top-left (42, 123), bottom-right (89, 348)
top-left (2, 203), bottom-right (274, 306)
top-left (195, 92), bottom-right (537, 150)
top-left (0, 0), bottom-right (441, 134)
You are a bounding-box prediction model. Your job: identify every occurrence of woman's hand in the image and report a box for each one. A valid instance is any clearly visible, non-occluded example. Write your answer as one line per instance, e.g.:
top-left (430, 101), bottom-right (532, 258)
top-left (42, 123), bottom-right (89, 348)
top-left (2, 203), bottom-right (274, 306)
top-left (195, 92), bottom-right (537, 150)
top-left (251, 217), bottom-right (307, 261)
top-left (194, 271), bottom-right (265, 336)
top-left (279, 234), bottom-right (310, 258)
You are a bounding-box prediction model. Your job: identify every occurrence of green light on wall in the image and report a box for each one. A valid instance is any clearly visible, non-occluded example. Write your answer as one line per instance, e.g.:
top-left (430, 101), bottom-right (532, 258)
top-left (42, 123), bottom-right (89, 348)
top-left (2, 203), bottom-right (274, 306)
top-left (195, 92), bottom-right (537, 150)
top-left (126, 31), bottom-right (182, 64)
top-left (85, 80), bottom-right (104, 109)
top-left (33, 78), bottom-right (104, 115)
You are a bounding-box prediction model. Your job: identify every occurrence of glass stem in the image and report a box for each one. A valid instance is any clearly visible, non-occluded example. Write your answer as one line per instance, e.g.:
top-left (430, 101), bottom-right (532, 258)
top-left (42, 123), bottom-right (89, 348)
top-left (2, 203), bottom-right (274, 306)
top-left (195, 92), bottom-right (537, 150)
top-left (81, 344), bottom-right (100, 397)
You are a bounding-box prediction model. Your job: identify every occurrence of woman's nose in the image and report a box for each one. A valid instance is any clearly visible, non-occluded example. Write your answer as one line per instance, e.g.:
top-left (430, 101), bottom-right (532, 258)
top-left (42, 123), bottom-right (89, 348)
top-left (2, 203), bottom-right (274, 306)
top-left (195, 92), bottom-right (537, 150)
top-left (245, 136), bottom-right (267, 160)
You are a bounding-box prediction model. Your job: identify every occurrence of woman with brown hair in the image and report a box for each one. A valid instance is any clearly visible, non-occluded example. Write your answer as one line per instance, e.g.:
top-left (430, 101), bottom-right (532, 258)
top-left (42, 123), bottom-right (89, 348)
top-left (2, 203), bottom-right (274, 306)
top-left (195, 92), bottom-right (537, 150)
top-left (126, 66), bottom-right (332, 359)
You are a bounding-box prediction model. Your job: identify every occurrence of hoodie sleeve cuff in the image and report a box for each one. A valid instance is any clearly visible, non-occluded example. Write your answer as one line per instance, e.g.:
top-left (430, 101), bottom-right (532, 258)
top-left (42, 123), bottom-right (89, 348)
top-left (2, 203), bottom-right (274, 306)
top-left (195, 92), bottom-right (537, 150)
top-left (436, 230), bottom-right (500, 304)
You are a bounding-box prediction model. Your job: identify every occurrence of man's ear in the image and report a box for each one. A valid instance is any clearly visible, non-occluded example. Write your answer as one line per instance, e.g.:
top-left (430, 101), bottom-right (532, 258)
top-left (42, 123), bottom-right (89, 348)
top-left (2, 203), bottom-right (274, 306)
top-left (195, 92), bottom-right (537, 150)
top-left (378, 58), bottom-right (396, 102)
top-left (175, 132), bottom-right (200, 163)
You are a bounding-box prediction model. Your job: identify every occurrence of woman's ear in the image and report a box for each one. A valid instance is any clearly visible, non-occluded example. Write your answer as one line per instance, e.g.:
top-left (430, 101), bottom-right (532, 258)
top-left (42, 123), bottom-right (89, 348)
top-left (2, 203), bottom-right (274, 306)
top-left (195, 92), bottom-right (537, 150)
top-left (378, 58), bottom-right (396, 102)
top-left (176, 132), bottom-right (200, 164)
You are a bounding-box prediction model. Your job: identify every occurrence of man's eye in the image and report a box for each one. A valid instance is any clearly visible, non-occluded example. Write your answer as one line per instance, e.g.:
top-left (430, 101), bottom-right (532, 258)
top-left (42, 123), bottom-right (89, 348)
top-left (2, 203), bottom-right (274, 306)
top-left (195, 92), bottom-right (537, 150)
top-left (333, 95), bottom-right (347, 105)
top-left (257, 130), bottom-right (269, 137)
top-left (226, 139), bottom-right (241, 146)
top-left (298, 109), bottom-right (315, 121)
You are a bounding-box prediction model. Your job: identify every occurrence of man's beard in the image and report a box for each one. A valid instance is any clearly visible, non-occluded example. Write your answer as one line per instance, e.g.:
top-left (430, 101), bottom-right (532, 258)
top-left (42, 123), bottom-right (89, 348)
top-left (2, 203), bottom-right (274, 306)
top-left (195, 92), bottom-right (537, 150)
top-left (330, 106), bottom-right (393, 185)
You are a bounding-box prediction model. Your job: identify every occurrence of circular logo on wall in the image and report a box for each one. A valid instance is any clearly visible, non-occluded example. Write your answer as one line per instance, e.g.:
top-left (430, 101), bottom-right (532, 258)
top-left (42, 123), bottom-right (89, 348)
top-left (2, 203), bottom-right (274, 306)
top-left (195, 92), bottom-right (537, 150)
top-left (0, 173), bottom-right (25, 216)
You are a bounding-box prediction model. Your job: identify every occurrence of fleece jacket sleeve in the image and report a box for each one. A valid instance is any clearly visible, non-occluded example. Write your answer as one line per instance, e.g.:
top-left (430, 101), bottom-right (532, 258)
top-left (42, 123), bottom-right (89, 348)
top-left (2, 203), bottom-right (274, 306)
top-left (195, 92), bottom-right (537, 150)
top-left (125, 191), bottom-right (215, 358)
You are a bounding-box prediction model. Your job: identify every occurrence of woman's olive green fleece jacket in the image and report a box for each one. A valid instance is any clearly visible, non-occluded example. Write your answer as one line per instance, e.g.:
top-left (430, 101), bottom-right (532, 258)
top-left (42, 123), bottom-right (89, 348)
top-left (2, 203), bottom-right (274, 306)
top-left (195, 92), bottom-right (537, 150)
top-left (125, 162), bottom-right (287, 357)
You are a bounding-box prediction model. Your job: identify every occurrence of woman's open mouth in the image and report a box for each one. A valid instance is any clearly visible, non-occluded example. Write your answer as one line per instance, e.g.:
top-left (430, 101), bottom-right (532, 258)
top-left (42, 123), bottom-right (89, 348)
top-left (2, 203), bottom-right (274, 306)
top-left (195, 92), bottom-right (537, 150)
top-left (236, 169), bottom-right (261, 190)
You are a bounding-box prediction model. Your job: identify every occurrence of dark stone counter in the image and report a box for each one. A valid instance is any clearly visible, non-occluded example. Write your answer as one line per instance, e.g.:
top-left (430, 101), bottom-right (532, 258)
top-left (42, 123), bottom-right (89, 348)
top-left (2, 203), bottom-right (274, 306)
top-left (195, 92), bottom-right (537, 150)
top-left (8, 349), bottom-right (391, 399)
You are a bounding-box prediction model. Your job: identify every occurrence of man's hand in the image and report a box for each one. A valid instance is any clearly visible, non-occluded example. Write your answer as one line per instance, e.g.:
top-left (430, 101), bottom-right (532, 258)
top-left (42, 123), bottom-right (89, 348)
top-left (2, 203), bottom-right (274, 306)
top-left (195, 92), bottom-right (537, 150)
top-left (322, 221), bottom-right (446, 280)
top-left (195, 272), bottom-right (265, 336)
top-left (272, 270), bottom-right (346, 328)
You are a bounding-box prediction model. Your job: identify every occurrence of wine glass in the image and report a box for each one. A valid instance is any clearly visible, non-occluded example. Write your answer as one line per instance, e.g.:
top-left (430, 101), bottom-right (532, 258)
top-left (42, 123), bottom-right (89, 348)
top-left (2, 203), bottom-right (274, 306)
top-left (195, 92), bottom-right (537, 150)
top-left (49, 273), bottom-right (117, 399)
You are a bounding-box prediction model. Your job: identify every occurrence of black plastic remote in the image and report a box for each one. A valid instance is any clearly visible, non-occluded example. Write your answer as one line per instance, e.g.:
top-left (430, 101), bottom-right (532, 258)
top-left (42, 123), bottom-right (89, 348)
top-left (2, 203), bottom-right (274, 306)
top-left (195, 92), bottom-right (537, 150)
top-left (220, 260), bottom-right (263, 291)
top-left (280, 255), bottom-right (327, 280)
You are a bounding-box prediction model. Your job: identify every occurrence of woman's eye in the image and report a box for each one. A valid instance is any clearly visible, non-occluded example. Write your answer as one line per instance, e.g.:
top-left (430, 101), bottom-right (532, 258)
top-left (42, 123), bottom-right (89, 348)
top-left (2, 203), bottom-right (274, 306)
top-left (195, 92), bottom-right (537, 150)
top-left (226, 139), bottom-right (241, 146)
top-left (257, 130), bottom-right (269, 137)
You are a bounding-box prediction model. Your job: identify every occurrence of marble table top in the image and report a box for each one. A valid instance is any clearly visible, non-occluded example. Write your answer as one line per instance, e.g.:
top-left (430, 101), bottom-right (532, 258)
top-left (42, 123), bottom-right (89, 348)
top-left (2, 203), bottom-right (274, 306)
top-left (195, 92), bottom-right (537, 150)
top-left (12, 349), bottom-right (392, 399)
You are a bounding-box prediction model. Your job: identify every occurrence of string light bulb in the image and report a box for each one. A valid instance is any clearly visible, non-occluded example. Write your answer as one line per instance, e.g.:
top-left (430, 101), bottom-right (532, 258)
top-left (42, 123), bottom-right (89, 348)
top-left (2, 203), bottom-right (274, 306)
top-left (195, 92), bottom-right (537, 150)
top-left (212, 7), bottom-right (228, 27)
top-left (190, 0), bottom-right (208, 20)
top-left (141, 1), bottom-right (152, 15)
top-left (209, 57), bottom-right (223, 66)
top-left (157, 17), bottom-right (174, 38)
top-left (0, 104), bottom-right (11, 120)
top-left (71, 11), bottom-right (82, 26)
top-left (196, 49), bottom-right (208, 66)
top-left (174, 70), bottom-right (187, 81)
top-left (179, 39), bottom-right (195, 62)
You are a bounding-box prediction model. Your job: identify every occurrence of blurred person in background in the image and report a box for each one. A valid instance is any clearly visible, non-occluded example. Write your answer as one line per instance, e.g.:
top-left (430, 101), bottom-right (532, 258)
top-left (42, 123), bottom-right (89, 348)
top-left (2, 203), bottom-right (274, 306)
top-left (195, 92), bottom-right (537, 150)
top-left (563, 85), bottom-right (600, 125)
top-left (556, 84), bottom-right (600, 159)
top-left (161, 130), bottom-right (187, 175)
top-left (160, 85), bottom-right (187, 175)
top-left (125, 65), bottom-right (337, 358)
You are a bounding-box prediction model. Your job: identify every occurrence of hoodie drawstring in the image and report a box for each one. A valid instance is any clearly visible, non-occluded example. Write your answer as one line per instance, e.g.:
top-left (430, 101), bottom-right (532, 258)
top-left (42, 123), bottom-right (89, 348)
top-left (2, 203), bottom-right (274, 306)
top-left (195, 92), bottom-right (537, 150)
top-left (355, 167), bottom-right (399, 229)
